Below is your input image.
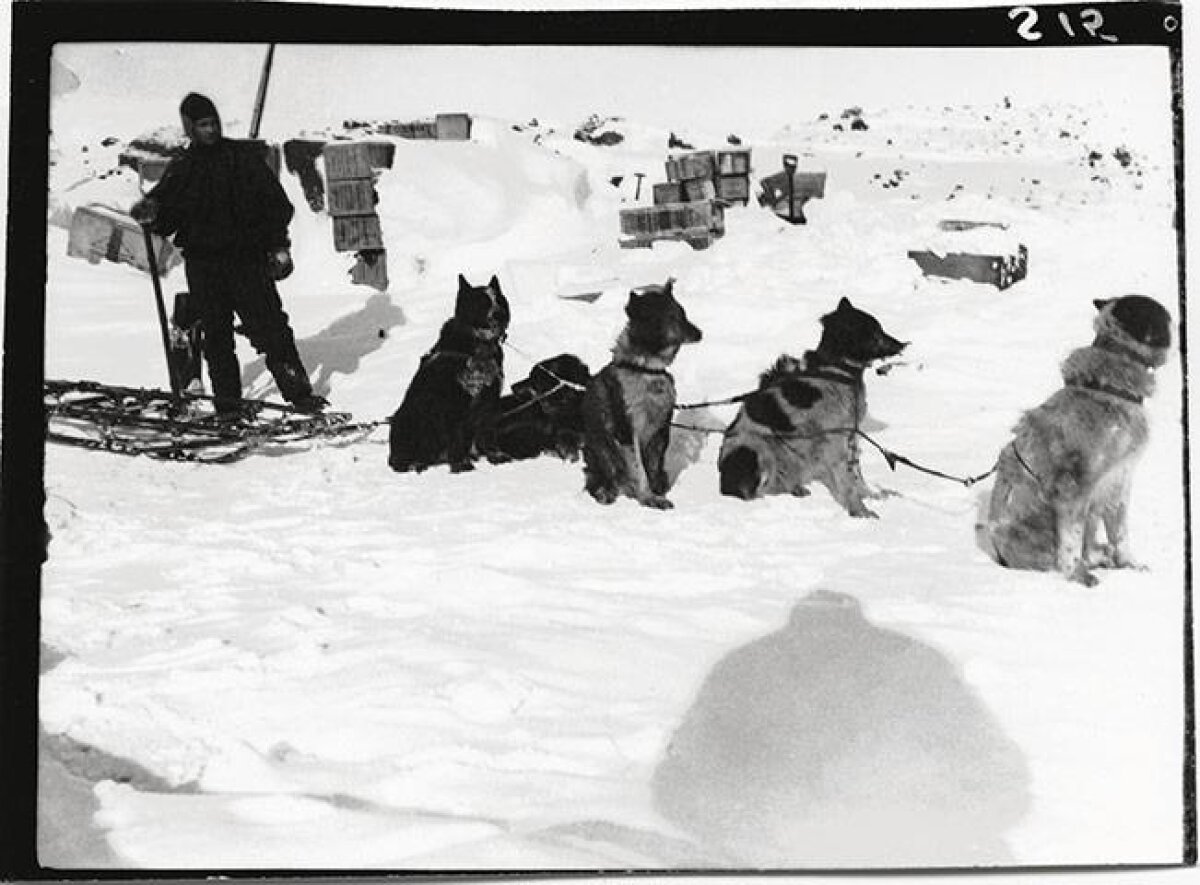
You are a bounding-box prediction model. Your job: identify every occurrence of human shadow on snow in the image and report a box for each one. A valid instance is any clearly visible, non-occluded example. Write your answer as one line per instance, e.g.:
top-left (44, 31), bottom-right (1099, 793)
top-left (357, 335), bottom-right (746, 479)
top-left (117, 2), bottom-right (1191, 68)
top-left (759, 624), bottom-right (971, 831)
top-left (241, 291), bottom-right (407, 398)
top-left (651, 590), bottom-right (1032, 869)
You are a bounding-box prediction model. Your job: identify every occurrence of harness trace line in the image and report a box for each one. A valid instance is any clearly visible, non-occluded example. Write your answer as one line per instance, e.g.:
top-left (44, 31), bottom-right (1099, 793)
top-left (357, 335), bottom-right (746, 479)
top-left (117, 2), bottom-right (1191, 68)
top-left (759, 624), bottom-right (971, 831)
top-left (672, 371), bottom-right (997, 490)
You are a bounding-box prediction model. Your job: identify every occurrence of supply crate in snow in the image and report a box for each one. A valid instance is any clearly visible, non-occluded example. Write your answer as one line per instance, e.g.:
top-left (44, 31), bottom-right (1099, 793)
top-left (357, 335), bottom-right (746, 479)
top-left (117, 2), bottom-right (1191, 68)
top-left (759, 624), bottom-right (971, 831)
top-left (66, 204), bottom-right (182, 275)
top-left (758, 170), bottom-right (827, 213)
top-left (332, 214), bottom-right (384, 252)
top-left (435, 113), bottom-right (473, 141)
top-left (349, 249), bottom-right (389, 290)
top-left (717, 149), bottom-right (752, 175)
top-left (907, 245), bottom-right (1029, 290)
top-left (716, 174), bottom-right (751, 205)
top-left (665, 151), bottom-right (717, 183)
top-left (322, 141), bottom-right (393, 181)
top-left (326, 178), bottom-right (378, 217)
top-left (908, 220), bottom-right (1029, 290)
top-left (653, 182), bottom-right (685, 205)
top-left (618, 200), bottom-right (725, 250)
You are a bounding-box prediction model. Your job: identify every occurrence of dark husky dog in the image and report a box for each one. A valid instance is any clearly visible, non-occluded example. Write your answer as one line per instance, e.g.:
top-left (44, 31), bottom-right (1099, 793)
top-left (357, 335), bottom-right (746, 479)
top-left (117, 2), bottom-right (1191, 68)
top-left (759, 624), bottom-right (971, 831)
top-left (718, 297), bottom-right (907, 516)
top-left (482, 353), bottom-right (592, 463)
top-left (976, 295), bottom-right (1173, 586)
top-left (582, 280), bottom-right (703, 509)
top-left (388, 274), bottom-right (510, 473)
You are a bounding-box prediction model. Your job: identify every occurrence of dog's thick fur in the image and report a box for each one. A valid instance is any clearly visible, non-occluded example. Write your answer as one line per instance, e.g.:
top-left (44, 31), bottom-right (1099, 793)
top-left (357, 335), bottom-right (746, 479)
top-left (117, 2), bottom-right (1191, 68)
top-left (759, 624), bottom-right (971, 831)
top-left (582, 280), bottom-right (703, 509)
top-left (481, 353), bottom-right (592, 463)
top-left (388, 274), bottom-right (510, 473)
top-left (976, 295), bottom-right (1172, 586)
top-left (718, 297), bottom-right (907, 517)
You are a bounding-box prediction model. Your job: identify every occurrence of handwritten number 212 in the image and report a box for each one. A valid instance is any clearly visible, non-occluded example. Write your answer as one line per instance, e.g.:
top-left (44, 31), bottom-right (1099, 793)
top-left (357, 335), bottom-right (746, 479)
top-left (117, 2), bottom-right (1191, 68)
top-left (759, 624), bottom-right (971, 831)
top-left (1009, 6), bottom-right (1118, 43)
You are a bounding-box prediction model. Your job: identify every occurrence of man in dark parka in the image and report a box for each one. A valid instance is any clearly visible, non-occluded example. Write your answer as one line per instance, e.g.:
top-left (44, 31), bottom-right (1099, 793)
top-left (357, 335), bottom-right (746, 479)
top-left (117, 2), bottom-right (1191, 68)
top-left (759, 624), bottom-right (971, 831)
top-left (131, 92), bottom-right (326, 413)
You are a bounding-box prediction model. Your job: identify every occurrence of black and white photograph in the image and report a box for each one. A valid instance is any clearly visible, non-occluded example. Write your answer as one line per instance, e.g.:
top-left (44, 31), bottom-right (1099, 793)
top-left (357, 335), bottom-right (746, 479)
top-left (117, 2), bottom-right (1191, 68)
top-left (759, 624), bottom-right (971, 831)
top-left (2, 0), bottom-right (1193, 877)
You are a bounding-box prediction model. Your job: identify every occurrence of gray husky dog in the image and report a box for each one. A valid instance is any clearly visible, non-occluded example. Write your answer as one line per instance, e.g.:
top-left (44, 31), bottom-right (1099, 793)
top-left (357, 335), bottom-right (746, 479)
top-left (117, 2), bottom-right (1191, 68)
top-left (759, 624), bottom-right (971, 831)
top-left (582, 280), bottom-right (703, 509)
top-left (976, 295), bottom-right (1173, 586)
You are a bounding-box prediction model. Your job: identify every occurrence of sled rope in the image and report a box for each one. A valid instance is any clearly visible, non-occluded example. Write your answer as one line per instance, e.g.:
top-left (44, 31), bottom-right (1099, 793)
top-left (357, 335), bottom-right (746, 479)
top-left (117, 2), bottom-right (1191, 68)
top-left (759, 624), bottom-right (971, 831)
top-left (669, 421), bottom-right (997, 489)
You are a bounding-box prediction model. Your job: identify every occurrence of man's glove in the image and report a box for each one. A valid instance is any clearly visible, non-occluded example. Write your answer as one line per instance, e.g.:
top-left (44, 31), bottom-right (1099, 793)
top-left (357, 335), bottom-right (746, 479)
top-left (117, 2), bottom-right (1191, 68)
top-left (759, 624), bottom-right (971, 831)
top-left (266, 247), bottom-right (294, 281)
top-left (129, 197), bottom-right (158, 226)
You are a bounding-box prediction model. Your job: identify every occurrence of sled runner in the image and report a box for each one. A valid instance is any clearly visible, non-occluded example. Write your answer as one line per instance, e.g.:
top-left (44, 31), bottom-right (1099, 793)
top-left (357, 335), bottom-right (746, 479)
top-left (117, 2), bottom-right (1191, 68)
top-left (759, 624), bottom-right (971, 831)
top-left (45, 380), bottom-right (374, 464)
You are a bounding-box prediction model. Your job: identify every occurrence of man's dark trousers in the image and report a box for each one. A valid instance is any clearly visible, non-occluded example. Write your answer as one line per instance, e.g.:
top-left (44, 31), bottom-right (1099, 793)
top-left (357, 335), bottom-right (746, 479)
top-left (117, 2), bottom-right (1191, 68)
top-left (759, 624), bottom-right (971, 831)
top-left (184, 255), bottom-right (313, 407)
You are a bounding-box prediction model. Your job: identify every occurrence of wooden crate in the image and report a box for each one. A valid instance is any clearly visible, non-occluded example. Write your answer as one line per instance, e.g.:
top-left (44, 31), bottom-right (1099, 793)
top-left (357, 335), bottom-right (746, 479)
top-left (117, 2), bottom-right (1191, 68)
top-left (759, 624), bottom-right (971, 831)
top-left (435, 113), bottom-right (472, 141)
top-left (907, 245), bottom-right (1028, 290)
top-left (716, 174), bottom-right (750, 204)
top-left (683, 178), bottom-right (716, 201)
top-left (332, 214), bottom-right (384, 252)
top-left (665, 150), bottom-right (717, 183)
top-left (66, 204), bottom-right (182, 274)
top-left (349, 249), bottom-right (389, 290)
top-left (717, 149), bottom-right (752, 175)
top-left (618, 200), bottom-right (724, 250)
top-left (380, 120), bottom-right (438, 139)
top-left (653, 182), bottom-right (685, 205)
top-left (326, 178), bottom-right (378, 217)
top-left (323, 142), bottom-right (374, 180)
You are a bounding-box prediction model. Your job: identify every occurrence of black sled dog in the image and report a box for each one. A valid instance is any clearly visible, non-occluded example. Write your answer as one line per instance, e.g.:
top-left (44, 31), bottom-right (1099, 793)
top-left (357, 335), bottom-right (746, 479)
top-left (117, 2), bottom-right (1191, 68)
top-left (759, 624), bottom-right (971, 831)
top-left (582, 280), bottom-right (703, 509)
top-left (388, 274), bottom-right (510, 473)
top-left (976, 294), bottom-right (1173, 586)
top-left (718, 297), bottom-right (907, 517)
top-left (482, 353), bottom-right (592, 463)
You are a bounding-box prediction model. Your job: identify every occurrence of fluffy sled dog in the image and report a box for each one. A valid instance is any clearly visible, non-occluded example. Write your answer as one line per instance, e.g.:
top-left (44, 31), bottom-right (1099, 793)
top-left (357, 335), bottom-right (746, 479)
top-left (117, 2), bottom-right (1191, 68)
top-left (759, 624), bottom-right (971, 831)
top-left (582, 280), bottom-right (703, 509)
top-left (718, 297), bottom-right (907, 517)
top-left (976, 294), bottom-right (1173, 586)
top-left (482, 353), bottom-right (592, 463)
top-left (388, 274), bottom-right (510, 473)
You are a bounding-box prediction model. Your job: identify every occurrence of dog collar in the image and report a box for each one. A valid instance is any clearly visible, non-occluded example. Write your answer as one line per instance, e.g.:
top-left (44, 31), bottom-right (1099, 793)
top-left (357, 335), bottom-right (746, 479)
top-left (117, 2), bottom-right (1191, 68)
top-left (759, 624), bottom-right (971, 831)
top-left (614, 360), bottom-right (670, 375)
top-left (1069, 380), bottom-right (1144, 405)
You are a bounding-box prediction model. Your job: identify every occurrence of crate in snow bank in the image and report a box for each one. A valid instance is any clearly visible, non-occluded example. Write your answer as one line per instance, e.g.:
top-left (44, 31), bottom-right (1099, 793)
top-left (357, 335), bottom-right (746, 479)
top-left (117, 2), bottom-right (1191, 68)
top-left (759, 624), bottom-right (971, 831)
top-left (717, 149), bottom-right (752, 175)
top-left (619, 200), bottom-right (725, 250)
top-left (350, 249), bottom-right (388, 290)
top-left (908, 220), bottom-right (1029, 290)
top-left (332, 214), bottom-right (384, 252)
top-left (66, 204), bottom-right (182, 274)
top-left (907, 246), bottom-right (1029, 290)
top-left (666, 150), bottom-right (717, 183)
top-left (758, 170), bottom-right (827, 213)
top-left (326, 178), bottom-right (378, 217)
top-left (322, 141), bottom-right (396, 180)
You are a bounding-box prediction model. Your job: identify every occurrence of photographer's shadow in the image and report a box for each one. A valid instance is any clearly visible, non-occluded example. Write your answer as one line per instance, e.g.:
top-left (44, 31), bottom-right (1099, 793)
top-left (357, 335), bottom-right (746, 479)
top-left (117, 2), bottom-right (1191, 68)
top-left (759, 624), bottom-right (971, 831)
top-left (652, 590), bottom-right (1032, 869)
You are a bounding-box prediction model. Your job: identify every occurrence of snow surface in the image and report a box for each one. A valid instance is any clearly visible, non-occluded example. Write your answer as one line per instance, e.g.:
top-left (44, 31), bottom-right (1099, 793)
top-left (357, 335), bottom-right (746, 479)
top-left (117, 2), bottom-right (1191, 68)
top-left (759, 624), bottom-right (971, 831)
top-left (37, 43), bottom-right (1188, 873)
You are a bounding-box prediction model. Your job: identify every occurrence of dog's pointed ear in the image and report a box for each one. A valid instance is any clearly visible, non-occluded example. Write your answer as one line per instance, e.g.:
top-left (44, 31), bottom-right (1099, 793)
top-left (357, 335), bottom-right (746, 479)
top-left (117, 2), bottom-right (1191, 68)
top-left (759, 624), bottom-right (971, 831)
top-left (458, 274), bottom-right (471, 292)
top-left (1093, 298), bottom-right (1112, 311)
top-left (663, 277), bottom-right (675, 295)
top-left (837, 296), bottom-right (854, 312)
top-left (488, 275), bottom-right (501, 293)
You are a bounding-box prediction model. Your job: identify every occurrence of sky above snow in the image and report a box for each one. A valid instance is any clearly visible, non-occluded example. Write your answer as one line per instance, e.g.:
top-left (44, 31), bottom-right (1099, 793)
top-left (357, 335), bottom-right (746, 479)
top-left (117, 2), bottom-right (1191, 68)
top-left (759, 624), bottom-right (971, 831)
top-left (51, 41), bottom-right (1172, 144)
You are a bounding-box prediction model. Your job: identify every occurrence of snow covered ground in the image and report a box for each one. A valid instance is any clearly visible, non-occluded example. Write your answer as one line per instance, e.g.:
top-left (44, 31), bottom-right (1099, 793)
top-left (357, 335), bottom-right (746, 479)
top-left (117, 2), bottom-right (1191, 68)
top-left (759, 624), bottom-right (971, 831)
top-left (35, 41), bottom-right (1188, 873)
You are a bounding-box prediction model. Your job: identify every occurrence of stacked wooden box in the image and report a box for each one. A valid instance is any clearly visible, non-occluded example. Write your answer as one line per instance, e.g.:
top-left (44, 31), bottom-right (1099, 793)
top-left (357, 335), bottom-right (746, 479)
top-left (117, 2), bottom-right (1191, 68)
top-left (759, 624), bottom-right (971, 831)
top-left (714, 149), bottom-right (752, 205)
top-left (322, 141), bottom-right (394, 290)
top-left (617, 148), bottom-right (747, 250)
top-left (66, 204), bottom-right (182, 275)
